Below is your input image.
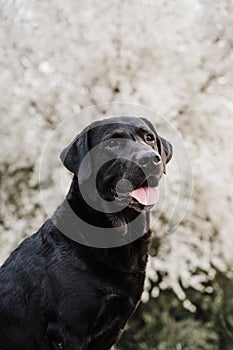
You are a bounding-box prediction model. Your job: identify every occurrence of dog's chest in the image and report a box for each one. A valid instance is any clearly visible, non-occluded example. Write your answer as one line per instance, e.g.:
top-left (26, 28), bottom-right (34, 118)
top-left (53, 278), bottom-right (141, 349)
top-left (86, 286), bottom-right (139, 348)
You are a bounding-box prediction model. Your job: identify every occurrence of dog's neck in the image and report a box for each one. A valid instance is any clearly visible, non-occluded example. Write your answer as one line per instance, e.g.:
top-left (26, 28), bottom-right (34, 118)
top-left (52, 175), bottom-right (152, 274)
top-left (66, 175), bottom-right (150, 231)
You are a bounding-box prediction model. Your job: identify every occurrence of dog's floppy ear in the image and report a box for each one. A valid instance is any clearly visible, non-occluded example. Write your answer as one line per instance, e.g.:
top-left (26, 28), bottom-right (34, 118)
top-left (157, 136), bottom-right (173, 174)
top-left (60, 127), bottom-right (92, 184)
top-left (140, 117), bottom-right (173, 174)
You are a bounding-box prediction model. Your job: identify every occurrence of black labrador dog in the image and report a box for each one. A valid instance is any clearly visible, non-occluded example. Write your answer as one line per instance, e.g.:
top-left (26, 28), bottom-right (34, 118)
top-left (0, 116), bottom-right (172, 350)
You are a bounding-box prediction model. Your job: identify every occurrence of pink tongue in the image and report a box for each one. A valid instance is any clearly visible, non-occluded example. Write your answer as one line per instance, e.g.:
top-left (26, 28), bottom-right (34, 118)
top-left (129, 187), bottom-right (159, 206)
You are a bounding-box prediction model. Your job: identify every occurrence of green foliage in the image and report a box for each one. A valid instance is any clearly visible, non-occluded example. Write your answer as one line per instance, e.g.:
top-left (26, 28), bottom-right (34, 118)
top-left (117, 271), bottom-right (233, 350)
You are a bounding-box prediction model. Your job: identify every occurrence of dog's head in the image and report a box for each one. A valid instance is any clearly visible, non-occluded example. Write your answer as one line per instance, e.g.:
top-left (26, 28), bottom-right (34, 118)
top-left (60, 117), bottom-right (172, 213)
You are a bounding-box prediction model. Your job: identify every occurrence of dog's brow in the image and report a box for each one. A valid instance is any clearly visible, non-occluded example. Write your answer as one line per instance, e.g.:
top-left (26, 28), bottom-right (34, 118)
top-left (138, 127), bottom-right (153, 134)
top-left (106, 129), bottom-right (129, 139)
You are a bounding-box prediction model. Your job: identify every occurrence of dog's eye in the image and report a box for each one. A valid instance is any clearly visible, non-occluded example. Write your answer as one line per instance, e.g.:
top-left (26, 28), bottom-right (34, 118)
top-left (144, 133), bottom-right (155, 144)
top-left (105, 139), bottom-right (119, 149)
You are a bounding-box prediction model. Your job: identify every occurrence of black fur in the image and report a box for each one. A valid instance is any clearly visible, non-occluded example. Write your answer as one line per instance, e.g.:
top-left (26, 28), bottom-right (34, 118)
top-left (0, 117), bottom-right (172, 350)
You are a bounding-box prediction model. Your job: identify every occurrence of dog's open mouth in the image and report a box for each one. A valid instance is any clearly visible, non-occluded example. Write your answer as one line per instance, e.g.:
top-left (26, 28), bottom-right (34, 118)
top-left (128, 186), bottom-right (159, 212)
top-left (116, 184), bottom-right (159, 212)
top-left (114, 175), bottom-right (160, 212)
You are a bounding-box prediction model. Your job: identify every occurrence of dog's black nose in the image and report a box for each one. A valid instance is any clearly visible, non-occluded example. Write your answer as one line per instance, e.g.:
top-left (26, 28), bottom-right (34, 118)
top-left (136, 150), bottom-right (161, 170)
